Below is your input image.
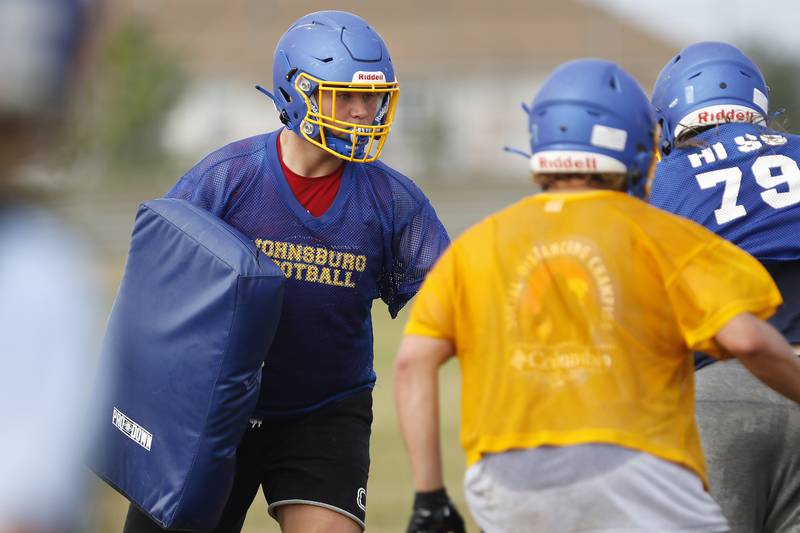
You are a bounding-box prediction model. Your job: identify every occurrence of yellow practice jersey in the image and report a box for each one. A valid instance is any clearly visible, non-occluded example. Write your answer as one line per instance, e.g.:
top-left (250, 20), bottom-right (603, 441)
top-left (405, 190), bottom-right (782, 485)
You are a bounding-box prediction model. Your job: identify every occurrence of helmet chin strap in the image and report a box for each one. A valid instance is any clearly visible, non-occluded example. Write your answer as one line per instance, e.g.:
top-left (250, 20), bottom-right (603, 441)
top-left (504, 102), bottom-right (536, 159)
top-left (503, 146), bottom-right (532, 159)
top-left (255, 84), bottom-right (277, 103)
top-left (255, 85), bottom-right (291, 126)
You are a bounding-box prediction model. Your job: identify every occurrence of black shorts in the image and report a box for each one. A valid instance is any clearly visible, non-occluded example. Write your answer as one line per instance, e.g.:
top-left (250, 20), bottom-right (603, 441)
top-left (123, 388), bottom-right (373, 533)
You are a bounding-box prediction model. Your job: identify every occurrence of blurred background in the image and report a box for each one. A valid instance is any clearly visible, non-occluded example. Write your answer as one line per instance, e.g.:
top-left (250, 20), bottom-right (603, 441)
top-left (6, 0), bottom-right (799, 531)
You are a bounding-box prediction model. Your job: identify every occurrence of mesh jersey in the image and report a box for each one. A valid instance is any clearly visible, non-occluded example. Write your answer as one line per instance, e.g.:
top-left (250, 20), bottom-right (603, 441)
top-left (167, 129), bottom-right (450, 416)
top-left (405, 190), bottom-right (781, 485)
top-left (650, 123), bottom-right (800, 345)
top-left (650, 123), bottom-right (800, 261)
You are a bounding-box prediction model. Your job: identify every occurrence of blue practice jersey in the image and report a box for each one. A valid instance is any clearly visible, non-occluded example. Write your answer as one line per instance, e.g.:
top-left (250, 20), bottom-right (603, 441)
top-left (650, 123), bottom-right (800, 347)
top-left (651, 123), bottom-right (800, 261)
top-left (167, 129), bottom-right (450, 416)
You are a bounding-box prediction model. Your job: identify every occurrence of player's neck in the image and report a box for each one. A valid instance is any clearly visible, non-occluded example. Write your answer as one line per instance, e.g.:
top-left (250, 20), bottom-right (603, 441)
top-left (279, 128), bottom-right (344, 178)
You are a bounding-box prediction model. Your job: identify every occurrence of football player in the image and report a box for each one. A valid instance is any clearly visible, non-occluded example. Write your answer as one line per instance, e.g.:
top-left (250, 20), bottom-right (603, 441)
top-left (394, 58), bottom-right (800, 533)
top-left (122, 10), bottom-right (449, 533)
top-left (650, 42), bottom-right (800, 533)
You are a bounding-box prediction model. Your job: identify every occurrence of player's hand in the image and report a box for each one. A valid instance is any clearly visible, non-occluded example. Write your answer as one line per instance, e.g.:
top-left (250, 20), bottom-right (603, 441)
top-left (406, 488), bottom-right (466, 533)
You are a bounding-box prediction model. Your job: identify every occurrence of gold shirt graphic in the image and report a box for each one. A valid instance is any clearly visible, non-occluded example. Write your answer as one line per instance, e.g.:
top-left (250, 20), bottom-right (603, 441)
top-left (255, 239), bottom-right (366, 288)
top-left (506, 239), bottom-right (616, 386)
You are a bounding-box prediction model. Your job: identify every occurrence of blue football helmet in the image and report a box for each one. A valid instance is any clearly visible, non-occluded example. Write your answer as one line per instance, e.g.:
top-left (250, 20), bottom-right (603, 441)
top-left (0, 0), bottom-right (87, 118)
top-left (257, 11), bottom-right (399, 163)
top-left (525, 59), bottom-right (656, 197)
top-left (652, 41), bottom-right (769, 155)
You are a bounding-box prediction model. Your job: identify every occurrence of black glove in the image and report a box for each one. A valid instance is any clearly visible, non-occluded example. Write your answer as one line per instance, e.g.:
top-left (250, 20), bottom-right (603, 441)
top-left (406, 488), bottom-right (466, 533)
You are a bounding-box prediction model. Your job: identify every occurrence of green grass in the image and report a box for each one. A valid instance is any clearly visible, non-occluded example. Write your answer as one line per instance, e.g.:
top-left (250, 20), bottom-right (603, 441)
top-left (93, 305), bottom-right (477, 532)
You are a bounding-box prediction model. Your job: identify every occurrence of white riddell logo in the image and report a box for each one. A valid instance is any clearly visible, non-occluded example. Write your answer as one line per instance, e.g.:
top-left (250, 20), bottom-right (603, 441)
top-left (351, 71), bottom-right (386, 83)
top-left (696, 108), bottom-right (758, 124)
top-left (675, 105), bottom-right (767, 138)
top-left (112, 407), bottom-right (153, 451)
top-left (537, 155), bottom-right (599, 171)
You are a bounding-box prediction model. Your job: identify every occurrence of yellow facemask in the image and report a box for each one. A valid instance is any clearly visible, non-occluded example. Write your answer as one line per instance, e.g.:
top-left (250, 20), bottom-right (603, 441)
top-left (294, 72), bottom-right (400, 163)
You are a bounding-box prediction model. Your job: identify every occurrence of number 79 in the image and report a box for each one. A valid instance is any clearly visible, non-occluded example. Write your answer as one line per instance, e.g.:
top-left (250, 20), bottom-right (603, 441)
top-left (695, 155), bottom-right (800, 225)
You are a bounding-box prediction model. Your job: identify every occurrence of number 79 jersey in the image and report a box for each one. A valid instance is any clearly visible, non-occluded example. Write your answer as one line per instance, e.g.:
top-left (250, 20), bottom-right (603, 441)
top-left (649, 123), bottom-right (800, 261)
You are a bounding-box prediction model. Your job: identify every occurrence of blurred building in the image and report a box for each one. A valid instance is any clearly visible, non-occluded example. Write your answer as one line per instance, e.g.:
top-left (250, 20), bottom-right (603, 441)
top-left (107, 0), bottom-right (676, 182)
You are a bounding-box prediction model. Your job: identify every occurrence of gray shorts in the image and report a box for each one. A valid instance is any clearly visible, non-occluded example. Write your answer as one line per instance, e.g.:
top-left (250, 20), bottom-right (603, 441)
top-left (464, 444), bottom-right (728, 533)
top-left (696, 359), bottom-right (800, 533)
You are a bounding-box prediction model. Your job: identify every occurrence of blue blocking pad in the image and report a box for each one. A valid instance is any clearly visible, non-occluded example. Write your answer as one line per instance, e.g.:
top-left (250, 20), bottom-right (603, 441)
top-left (93, 198), bottom-right (285, 531)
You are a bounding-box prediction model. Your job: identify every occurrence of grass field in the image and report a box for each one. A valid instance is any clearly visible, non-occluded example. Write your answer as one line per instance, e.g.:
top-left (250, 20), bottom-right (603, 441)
top-left (92, 304), bottom-right (478, 532)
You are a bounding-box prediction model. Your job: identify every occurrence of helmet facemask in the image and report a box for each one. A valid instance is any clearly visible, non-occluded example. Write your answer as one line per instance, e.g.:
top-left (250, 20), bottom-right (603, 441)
top-left (295, 72), bottom-right (399, 163)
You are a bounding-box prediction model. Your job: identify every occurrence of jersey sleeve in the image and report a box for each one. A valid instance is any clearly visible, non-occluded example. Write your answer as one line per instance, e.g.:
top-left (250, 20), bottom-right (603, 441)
top-left (665, 235), bottom-right (782, 357)
top-left (165, 138), bottom-right (266, 217)
top-left (380, 177), bottom-right (450, 318)
top-left (404, 243), bottom-right (458, 340)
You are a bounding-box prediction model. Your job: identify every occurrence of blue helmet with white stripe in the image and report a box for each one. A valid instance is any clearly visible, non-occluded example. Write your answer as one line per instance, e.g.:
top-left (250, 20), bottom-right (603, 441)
top-left (652, 41), bottom-right (769, 155)
top-left (257, 11), bottom-right (399, 163)
top-left (525, 59), bottom-right (655, 197)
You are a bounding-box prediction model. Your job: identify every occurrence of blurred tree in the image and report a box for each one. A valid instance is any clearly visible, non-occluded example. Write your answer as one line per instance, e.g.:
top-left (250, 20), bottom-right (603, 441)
top-left (93, 19), bottom-right (187, 178)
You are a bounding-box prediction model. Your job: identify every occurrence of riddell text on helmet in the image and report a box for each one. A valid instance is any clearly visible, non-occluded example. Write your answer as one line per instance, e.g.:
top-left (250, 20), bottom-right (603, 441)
top-left (697, 109), bottom-right (757, 124)
top-left (538, 156), bottom-right (598, 171)
top-left (351, 71), bottom-right (386, 83)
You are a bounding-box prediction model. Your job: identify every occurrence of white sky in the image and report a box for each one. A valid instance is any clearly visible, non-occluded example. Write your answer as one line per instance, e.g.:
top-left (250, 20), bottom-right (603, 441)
top-left (583, 0), bottom-right (800, 58)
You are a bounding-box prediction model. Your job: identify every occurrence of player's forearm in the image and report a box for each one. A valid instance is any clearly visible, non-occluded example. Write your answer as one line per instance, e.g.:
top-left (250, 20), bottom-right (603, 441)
top-left (737, 336), bottom-right (800, 403)
top-left (393, 338), bottom-right (447, 492)
top-left (717, 313), bottom-right (800, 403)
top-left (742, 355), bottom-right (800, 403)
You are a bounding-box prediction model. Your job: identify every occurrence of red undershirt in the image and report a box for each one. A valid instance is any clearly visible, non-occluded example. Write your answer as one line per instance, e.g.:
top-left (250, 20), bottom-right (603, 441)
top-left (277, 136), bottom-right (344, 217)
